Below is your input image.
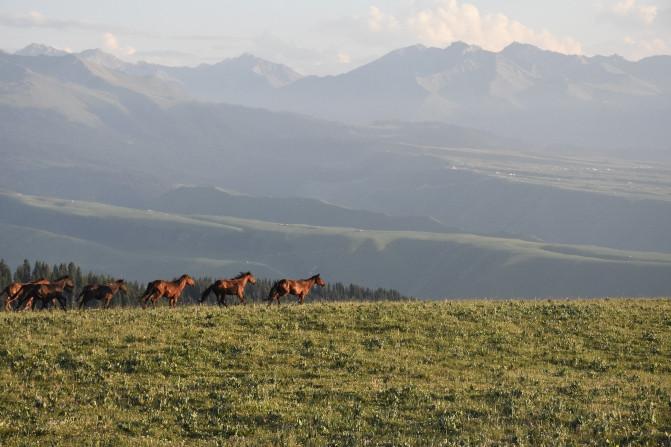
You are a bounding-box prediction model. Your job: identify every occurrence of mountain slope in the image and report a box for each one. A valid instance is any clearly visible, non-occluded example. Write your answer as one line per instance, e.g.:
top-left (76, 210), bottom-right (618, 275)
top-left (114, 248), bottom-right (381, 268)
top-left (15, 43), bottom-right (68, 57)
top-left (265, 42), bottom-right (671, 157)
top-left (76, 50), bottom-right (302, 105)
top-left (1, 190), bottom-right (671, 298)
top-left (150, 186), bottom-right (452, 233)
top-left (17, 42), bottom-right (670, 157)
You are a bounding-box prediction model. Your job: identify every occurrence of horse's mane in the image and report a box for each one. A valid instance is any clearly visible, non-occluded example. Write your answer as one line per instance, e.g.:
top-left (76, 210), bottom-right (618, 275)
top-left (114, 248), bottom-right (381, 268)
top-left (54, 275), bottom-right (71, 281)
top-left (234, 272), bottom-right (252, 279)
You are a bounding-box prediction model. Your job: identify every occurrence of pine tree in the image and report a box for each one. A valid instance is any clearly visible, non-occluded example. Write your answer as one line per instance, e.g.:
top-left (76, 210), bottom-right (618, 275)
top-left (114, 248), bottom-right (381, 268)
top-left (14, 259), bottom-right (32, 282)
top-left (0, 259), bottom-right (12, 289)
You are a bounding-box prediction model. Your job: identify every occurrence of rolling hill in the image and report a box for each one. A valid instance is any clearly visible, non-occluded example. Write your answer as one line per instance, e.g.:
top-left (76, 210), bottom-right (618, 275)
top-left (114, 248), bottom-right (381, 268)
top-left (149, 185), bottom-right (452, 233)
top-left (1, 190), bottom-right (671, 298)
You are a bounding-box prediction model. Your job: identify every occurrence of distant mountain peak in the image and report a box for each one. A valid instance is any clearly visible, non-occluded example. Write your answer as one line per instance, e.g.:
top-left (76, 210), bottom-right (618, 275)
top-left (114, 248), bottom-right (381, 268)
top-left (389, 44), bottom-right (428, 56)
top-left (233, 53), bottom-right (264, 63)
top-left (446, 41), bottom-right (481, 53)
top-left (208, 53), bottom-right (303, 87)
top-left (15, 43), bottom-right (69, 57)
top-left (501, 41), bottom-right (547, 56)
top-left (77, 49), bottom-right (128, 70)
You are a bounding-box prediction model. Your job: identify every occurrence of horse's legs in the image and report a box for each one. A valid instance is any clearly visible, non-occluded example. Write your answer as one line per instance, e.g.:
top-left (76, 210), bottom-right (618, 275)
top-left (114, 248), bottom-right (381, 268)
top-left (4, 292), bottom-right (14, 311)
top-left (143, 292), bottom-right (158, 308)
top-left (21, 297), bottom-right (34, 312)
top-left (104, 296), bottom-right (113, 309)
top-left (141, 292), bottom-right (152, 308)
top-left (5, 296), bottom-right (16, 312)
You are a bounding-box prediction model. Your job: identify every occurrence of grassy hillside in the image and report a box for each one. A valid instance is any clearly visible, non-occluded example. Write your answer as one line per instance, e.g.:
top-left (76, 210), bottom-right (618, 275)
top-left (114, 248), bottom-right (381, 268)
top-left (2, 190), bottom-right (671, 298)
top-left (326, 143), bottom-right (671, 253)
top-left (150, 185), bottom-right (452, 233)
top-left (0, 301), bottom-right (669, 446)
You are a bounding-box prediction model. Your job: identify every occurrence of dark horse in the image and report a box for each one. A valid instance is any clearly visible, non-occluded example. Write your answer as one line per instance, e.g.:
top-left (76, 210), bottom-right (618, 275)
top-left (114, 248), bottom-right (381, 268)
top-left (1, 278), bottom-right (50, 311)
top-left (200, 272), bottom-right (257, 306)
top-left (267, 274), bottom-right (326, 306)
top-left (18, 276), bottom-right (75, 311)
top-left (78, 279), bottom-right (128, 309)
top-left (140, 274), bottom-right (195, 308)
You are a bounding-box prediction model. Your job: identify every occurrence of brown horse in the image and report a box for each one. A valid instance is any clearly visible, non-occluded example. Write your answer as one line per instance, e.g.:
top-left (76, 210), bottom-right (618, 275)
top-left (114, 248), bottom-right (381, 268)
top-left (78, 279), bottom-right (128, 309)
top-left (18, 276), bottom-right (75, 311)
top-left (140, 274), bottom-right (195, 308)
top-left (200, 272), bottom-right (257, 306)
top-left (267, 274), bottom-right (326, 306)
top-left (2, 278), bottom-right (51, 311)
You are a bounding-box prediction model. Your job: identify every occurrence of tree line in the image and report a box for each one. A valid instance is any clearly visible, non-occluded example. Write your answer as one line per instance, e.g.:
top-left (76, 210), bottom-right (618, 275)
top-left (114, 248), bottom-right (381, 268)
top-left (0, 259), bottom-right (410, 308)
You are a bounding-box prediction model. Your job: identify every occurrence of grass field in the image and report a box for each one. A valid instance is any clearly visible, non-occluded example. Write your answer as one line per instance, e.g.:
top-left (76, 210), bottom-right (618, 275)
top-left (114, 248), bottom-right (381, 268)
top-left (0, 301), bottom-right (670, 446)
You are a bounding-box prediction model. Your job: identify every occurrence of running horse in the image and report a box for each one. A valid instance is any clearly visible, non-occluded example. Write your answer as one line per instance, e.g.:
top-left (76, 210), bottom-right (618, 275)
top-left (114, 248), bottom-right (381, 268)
top-left (1, 278), bottom-right (50, 311)
top-left (267, 274), bottom-right (326, 306)
top-left (140, 274), bottom-right (195, 308)
top-left (18, 276), bottom-right (75, 311)
top-left (78, 279), bottom-right (128, 309)
top-left (200, 272), bottom-right (257, 306)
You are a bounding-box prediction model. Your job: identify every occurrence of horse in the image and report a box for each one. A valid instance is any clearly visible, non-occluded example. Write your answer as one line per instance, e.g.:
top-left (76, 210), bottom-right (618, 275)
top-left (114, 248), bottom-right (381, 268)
top-left (200, 272), bottom-right (257, 306)
top-left (267, 274), bottom-right (326, 306)
top-left (1, 278), bottom-right (51, 311)
top-left (140, 274), bottom-right (195, 308)
top-left (18, 276), bottom-right (75, 311)
top-left (78, 279), bottom-right (128, 309)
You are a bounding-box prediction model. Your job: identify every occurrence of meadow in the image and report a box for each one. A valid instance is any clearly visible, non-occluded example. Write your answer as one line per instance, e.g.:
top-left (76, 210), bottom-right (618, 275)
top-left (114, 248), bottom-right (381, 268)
top-left (0, 300), bottom-right (670, 446)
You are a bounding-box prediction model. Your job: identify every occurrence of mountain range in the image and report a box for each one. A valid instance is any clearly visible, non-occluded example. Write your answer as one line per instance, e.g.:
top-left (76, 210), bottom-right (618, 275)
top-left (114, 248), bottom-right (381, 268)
top-left (11, 41), bottom-right (671, 158)
top-left (1, 42), bottom-right (671, 297)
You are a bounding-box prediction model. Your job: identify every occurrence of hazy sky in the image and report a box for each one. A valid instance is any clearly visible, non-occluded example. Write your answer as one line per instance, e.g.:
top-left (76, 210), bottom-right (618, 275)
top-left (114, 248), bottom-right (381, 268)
top-left (1, 0), bottom-right (670, 74)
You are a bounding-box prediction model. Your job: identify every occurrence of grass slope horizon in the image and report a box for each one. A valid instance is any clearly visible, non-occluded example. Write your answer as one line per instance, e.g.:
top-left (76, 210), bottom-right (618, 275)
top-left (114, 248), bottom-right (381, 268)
top-left (1, 190), bottom-right (671, 299)
top-left (0, 301), bottom-right (669, 446)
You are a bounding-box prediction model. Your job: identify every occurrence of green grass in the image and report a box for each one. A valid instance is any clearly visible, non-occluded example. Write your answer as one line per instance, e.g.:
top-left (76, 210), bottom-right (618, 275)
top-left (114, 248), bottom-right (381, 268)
top-left (1, 300), bottom-right (670, 446)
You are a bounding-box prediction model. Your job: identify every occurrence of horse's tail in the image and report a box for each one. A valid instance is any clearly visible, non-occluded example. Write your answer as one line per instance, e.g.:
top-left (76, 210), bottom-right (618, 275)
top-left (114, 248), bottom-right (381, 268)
top-left (267, 281), bottom-right (281, 302)
top-left (200, 284), bottom-right (215, 303)
top-left (1, 286), bottom-right (10, 311)
top-left (77, 288), bottom-right (87, 302)
top-left (139, 282), bottom-right (154, 301)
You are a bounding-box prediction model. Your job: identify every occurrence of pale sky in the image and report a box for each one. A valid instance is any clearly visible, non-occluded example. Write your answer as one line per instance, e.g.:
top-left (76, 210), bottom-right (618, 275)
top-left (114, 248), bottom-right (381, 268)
top-left (1, 0), bottom-right (670, 74)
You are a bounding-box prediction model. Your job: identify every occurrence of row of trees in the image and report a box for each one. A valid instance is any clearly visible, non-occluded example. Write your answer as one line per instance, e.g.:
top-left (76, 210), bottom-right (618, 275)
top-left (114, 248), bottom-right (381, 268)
top-left (0, 259), bottom-right (409, 308)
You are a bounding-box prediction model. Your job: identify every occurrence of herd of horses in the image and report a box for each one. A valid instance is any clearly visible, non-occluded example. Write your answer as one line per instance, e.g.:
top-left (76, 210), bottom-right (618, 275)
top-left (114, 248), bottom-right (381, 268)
top-left (0, 272), bottom-right (326, 311)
